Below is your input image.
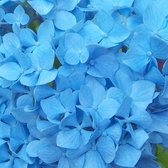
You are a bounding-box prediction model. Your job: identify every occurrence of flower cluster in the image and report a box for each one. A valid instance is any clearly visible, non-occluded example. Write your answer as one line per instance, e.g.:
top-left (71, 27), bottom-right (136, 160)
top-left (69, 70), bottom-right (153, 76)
top-left (0, 0), bottom-right (168, 167)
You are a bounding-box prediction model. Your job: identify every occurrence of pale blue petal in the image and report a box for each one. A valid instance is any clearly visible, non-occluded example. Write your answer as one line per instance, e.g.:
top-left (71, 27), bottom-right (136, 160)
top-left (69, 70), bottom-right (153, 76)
top-left (57, 128), bottom-right (81, 149)
top-left (33, 45), bottom-right (55, 70)
top-left (37, 70), bottom-right (57, 85)
top-left (97, 136), bottom-right (116, 163)
top-left (38, 142), bottom-right (62, 164)
top-left (106, 123), bottom-right (122, 144)
top-left (98, 98), bottom-right (120, 119)
top-left (114, 144), bottom-right (141, 167)
top-left (41, 96), bottom-right (66, 121)
top-left (94, 11), bottom-right (114, 33)
top-left (0, 62), bottom-right (22, 81)
top-left (151, 36), bottom-right (168, 59)
top-left (129, 111), bottom-right (152, 129)
top-left (20, 28), bottom-right (37, 47)
top-left (87, 79), bottom-right (106, 106)
top-left (64, 49), bottom-right (80, 65)
top-left (28, 0), bottom-right (54, 15)
top-left (79, 21), bottom-right (103, 45)
top-left (128, 129), bottom-right (149, 149)
top-left (79, 85), bottom-right (93, 107)
top-left (3, 33), bottom-right (21, 56)
top-left (130, 80), bottom-right (155, 109)
top-left (109, 22), bottom-right (130, 43)
top-left (26, 140), bottom-right (40, 157)
top-left (54, 11), bottom-right (76, 30)
top-left (60, 89), bottom-right (76, 112)
top-left (84, 150), bottom-right (106, 168)
top-left (38, 20), bottom-right (55, 43)
top-left (143, 3), bottom-right (165, 31)
top-left (57, 0), bottom-right (80, 11)
top-left (58, 157), bottom-right (69, 168)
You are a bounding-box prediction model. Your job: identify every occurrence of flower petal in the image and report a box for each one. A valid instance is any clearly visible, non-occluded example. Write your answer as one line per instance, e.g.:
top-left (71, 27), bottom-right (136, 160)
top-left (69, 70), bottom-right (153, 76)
top-left (0, 62), bottom-right (21, 81)
top-left (114, 144), bottom-right (141, 167)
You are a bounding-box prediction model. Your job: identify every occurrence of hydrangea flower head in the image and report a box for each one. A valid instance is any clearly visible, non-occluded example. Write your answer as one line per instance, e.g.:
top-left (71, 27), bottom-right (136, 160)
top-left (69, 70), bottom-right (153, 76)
top-left (0, 0), bottom-right (168, 168)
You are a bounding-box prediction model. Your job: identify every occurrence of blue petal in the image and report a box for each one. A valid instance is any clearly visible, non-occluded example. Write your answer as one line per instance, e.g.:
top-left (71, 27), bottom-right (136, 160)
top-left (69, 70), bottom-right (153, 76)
top-left (32, 44), bottom-right (55, 70)
top-left (86, 79), bottom-right (106, 107)
top-left (20, 28), bottom-right (36, 47)
top-left (60, 89), bottom-right (76, 112)
top-left (114, 144), bottom-right (141, 167)
top-left (13, 159), bottom-right (27, 168)
top-left (108, 22), bottom-right (130, 43)
top-left (128, 129), bottom-right (149, 149)
top-left (110, 0), bottom-right (134, 7)
top-left (145, 67), bottom-right (164, 85)
top-left (41, 96), bottom-right (66, 121)
top-left (37, 70), bottom-right (57, 85)
top-left (79, 48), bottom-right (89, 63)
top-left (81, 129), bottom-right (93, 145)
top-left (64, 49), bottom-right (80, 65)
top-left (64, 33), bottom-right (85, 49)
top-left (122, 49), bottom-right (149, 73)
top-left (90, 0), bottom-right (114, 12)
top-left (26, 140), bottom-right (39, 157)
top-left (28, 0), bottom-right (54, 15)
top-left (116, 97), bottom-right (132, 118)
top-left (94, 11), bottom-right (114, 33)
top-left (106, 123), bottom-right (122, 144)
top-left (38, 140), bottom-right (62, 164)
top-left (2, 33), bottom-right (21, 56)
top-left (129, 110), bottom-right (152, 129)
top-left (114, 68), bottom-right (132, 95)
top-left (54, 11), bottom-right (76, 30)
top-left (0, 141), bottom-right (10, 162)
top-left (0, 62), bottom-right (22, 81)
top-left (134, 0), bottom-right (153, 16)
top-left (4, 13), bottom-right (16, 24)
top-left (0, 121), bottom-right (10, 138)
top-left (57, 0), bottom-right (80, 11)
top-left (79, 85), bottom-right (93, 107)
top-left (57, 128), bottom-right (81, 149)
top-left (143, 3), bottom-right (165, 31)
top-left (79, 21), bottom-right (103, 45)
top-left (58, 157), bottom-right (69, 168)
top-left (84, 150), bottom-right (106, 168)
top-left (94, 54), bottom-right (119, 78)
top-left (151, 36), bottom-right (168, 59)
top-left (38, 20), bottom-right (55, 43)
top-left (130, 80), bottom-right (155, 109)
top-left (97, 136), bottom-right (116, 163)
top-left (14, 5), bottom-right (29, 25)
top-left (0, 8), bottom-right (5, 21)
top-left (20, 71), bottom-right (39, 87)
top-left (98, 98), bottom-right (120, 119)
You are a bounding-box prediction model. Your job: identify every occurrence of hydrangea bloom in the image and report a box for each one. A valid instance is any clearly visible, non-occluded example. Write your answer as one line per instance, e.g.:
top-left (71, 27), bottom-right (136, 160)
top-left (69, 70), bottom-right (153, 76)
top-left (0, 0), bottom-right (168, 168)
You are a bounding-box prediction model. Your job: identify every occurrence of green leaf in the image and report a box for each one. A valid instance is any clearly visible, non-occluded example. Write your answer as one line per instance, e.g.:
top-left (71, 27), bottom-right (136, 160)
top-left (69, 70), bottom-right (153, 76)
top-left (157, 145), bottom-right (168, 168)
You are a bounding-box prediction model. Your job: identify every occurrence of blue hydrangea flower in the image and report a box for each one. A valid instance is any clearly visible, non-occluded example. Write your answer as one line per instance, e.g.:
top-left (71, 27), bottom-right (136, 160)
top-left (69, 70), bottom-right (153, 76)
top-left (121, 31), bottom-right (168, 73)
top-left (1, 1), bottom-right (168, 167)
top-left (56, 64), bottom-right (87, 91)
top-left (56, 112), bottom-right (94, 149)
top-left (4, 5), bottom-right (29, 26)
top-left (19, 20), bottom-right (55, 50)
top-left (20, 44), bottom-right (57, 86)
top-left (57, 33), bottom-right (89, 65)
top-left (41, 89), bottom-right (76, 124)
top-left (78, 79), bottom-right (120, 124)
